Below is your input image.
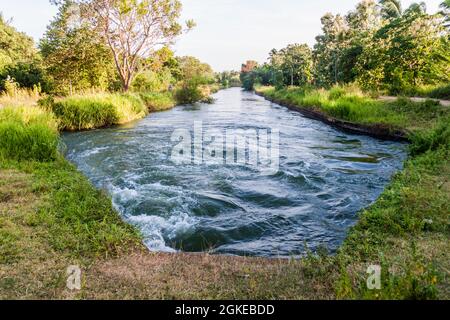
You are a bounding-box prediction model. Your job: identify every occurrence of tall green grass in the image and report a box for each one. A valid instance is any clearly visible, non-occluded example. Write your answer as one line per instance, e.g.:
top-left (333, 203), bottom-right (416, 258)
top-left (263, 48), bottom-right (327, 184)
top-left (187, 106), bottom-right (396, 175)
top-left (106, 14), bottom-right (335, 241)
top-left (0, 105), bottom-right (59, 161)
top-left (42, 93), bottom-right (148, 131)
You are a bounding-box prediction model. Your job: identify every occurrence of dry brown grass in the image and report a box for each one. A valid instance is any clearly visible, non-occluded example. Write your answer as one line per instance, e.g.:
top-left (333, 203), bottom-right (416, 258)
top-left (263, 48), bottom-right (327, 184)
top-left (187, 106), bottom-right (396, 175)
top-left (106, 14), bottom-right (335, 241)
top-left (81, 251), bottom-right (335, 300)
top-left (0, 88), bottom-right (41, 108)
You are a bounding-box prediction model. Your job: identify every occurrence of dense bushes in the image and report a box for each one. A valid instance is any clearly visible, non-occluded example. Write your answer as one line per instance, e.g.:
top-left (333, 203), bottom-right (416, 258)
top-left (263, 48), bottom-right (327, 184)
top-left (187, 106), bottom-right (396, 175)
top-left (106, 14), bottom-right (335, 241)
top-left (43, 93), bottom-right (148, 131)
top-left (385, 83), bottom-right (450, 100)
top-left (0, 61), bottom-right (50, 93)
top-left (0, 106), bottom-right (59, 161)
top-left (403, 84), bottom-right (450, 100)
top-left (175, 80), bottom-right (207, 105)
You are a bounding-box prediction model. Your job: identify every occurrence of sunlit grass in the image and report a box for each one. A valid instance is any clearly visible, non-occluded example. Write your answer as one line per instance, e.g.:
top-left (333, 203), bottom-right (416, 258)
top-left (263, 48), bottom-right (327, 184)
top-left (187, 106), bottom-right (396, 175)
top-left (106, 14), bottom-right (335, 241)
top-left (139, 92), bottom-right (176, 112)
top-left (0, 105), bottom-right (59, 161)
top-left (256, 85), bottom-right (450, 133)
top-left (43, 93), bottom-right (148, 131)
top-left (0, 87), bottom-right (41, 108)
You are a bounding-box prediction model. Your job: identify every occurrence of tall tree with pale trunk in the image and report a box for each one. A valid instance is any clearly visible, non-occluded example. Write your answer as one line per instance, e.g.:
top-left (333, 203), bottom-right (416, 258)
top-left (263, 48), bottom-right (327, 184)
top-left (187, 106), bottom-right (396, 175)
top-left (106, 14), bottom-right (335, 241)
top-left (79, 0), bottom-right (194, 91)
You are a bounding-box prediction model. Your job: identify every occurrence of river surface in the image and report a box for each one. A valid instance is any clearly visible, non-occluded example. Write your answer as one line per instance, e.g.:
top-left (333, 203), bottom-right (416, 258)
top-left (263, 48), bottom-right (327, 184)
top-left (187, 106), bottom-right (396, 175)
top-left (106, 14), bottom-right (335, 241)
top-left (62, 88), bottom-right (407, 257)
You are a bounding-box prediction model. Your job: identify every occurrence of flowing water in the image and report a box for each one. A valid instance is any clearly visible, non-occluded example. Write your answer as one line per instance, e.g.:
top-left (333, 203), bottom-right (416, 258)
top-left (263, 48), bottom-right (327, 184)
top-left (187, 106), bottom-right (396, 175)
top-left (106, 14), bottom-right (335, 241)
top-left (62, 88), bottom-right (407, 257)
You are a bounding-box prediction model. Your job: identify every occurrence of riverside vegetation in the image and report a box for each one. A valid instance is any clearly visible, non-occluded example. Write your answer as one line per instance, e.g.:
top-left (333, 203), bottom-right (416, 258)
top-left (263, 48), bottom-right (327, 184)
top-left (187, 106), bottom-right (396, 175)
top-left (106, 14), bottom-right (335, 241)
top-left (1, 85), bottom-right (448, 299)
top-left (0, 0), bottom-right (449, 300)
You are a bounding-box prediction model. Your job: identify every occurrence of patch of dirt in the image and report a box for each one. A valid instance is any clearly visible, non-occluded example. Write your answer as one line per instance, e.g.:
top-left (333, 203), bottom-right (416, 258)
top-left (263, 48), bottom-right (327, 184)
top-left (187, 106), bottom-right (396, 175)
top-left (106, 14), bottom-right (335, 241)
top-left (82, 251), bottom-right (335, 300)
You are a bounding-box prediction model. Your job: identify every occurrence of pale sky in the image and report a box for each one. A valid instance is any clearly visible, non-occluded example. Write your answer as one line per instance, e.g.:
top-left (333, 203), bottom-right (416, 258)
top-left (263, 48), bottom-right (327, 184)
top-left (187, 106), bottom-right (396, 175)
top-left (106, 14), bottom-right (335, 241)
top-left (0, 0), bottom-right (443, 71)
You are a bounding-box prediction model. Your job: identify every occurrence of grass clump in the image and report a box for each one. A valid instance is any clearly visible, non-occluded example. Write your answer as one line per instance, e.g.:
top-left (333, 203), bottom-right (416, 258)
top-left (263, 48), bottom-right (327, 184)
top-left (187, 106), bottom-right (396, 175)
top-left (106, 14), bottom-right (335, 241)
top-left (139, 92), bottom-right (176, 112)
top-left (0, 82), bottom-right (41, 108)
top-left (0, 106), bottom-right (59, 161)
top-left (44, 93), bottom-right (148, 131)
top-left (0, 157), bottom-right (142, 258)
top-left (0, 159), bottom-right (143, 299)
top-left (426, 84), bottom-right (450, 100)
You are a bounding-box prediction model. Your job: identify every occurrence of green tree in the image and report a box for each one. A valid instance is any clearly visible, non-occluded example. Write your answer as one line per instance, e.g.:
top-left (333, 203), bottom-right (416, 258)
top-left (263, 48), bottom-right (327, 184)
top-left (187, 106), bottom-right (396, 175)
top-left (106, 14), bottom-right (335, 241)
top-left (0, 14), bottom-right (46, 91)
top-left (216, 71), bottom-right (241, 88)
top-left (355, 5), bottom-right (449, 92)
top-left (0, 15), bottom-right (37, 67)
top-left (340, 0), bottom-right (382, 83)
top-left (40, 0), bottom-right (117, 94)
top-left (240, 60), bottom-right (259, 90)
top-left (378, 0), bottom-right (403, 19)
top-left (132, 46), bottom-right (178, 92)
top-left (440, 0), bottom-right (450, 30)
top-left (313, 13), bottom-right (349, 87)
top-left (176, 56), bottom-right (214, 83)
top-left (173, 56), bottom-right (214, 104)
top-left (81, 0), bottom-right (194, 91)
top-left (270, 44), bottom-right (312, 86)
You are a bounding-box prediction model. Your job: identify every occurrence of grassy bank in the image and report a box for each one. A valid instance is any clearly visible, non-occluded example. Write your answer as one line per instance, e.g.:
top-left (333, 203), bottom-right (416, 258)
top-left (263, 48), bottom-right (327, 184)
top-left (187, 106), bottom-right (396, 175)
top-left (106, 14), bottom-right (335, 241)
top-left (254, 85), bottom-right (450, 299)
top-left (1, 86), bottom-right (448, 299)
top-left (40, 93), bottom-right (148, 131)
top-left (0, 156), bottom-right (143, 299)
top-left (335, 145), bottom-right (449, 299)
top-left (38, 86), bottom-right (217, 131)
top-left (256, 85), bottom-right (450, 135)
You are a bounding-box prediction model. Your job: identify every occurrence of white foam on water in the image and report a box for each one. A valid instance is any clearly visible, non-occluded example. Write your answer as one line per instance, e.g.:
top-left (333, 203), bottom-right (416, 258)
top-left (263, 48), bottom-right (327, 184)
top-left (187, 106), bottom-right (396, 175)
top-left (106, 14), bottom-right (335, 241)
top-left (109, 184), bottom-right (198, 252)
top-left (78, 146), bottom-right (110, 158)
top-left (128, 212), bottom-right (197, 252)
top-left (112, 186), bottom-right (139, 203)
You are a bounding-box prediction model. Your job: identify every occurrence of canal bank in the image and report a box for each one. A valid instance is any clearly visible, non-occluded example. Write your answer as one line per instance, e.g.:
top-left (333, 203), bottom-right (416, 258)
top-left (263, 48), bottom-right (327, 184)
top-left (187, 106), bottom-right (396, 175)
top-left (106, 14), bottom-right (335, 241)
top-left (1, 88), bottom-right (448, 299)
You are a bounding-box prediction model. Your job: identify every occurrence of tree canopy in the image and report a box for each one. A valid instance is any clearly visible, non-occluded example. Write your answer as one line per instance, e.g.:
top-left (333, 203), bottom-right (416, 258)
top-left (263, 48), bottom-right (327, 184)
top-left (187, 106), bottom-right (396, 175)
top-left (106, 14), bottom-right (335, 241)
top-left (78, 0), bottom-right (194, 91)
top-left (241, 0), bottom-right (450, 94)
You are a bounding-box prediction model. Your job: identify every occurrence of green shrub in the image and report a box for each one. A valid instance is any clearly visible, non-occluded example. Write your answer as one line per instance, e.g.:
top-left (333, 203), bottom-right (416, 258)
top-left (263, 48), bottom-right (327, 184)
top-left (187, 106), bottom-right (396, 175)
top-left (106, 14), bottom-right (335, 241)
top-left (29, 159), bottom-right (141, 256)
top-left (395, 84), bottom-right (450, 100)
top-left (257, 85), bottom-right (450, 132)
top-left (175, 82), bottom-right (205, 105)
top-left (0, 61), bottom-right (51, 93)
top-left (131, 69), bottom-right (174, 93)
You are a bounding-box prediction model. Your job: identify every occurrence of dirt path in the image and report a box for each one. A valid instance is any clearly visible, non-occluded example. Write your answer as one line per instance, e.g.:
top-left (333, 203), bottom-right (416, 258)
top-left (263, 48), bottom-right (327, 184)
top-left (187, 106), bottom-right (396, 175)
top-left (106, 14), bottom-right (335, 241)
top-left (378, 96), bottom-right (450, 107)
